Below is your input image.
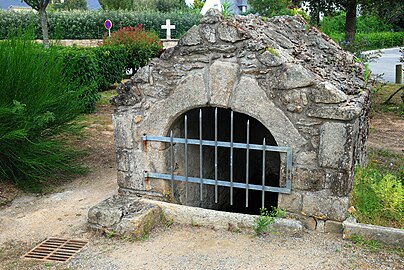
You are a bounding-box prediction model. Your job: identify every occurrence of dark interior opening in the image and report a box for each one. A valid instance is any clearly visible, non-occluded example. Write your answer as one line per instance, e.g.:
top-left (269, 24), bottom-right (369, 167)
top-left (167, 107), bottom-right (280, 215)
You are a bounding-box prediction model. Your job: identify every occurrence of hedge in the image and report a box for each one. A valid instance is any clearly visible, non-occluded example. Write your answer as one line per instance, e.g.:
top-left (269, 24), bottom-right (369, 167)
top-left (0, 9), bottom-right (201, 40)
top-left (55, 45), bottom-right (134, 113)
top-left (329, 32), bottom-right (404, 51)
top-left (321, 13), bottom-right (395, 36)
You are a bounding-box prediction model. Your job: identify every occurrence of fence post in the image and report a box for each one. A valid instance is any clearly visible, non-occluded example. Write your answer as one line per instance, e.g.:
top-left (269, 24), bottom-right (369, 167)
top-left (396, 64), bottom-right (403, 84)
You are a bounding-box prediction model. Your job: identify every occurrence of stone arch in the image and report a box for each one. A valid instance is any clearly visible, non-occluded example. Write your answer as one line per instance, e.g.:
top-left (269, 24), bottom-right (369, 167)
top-left (165, 106), bottom-right (281, 214)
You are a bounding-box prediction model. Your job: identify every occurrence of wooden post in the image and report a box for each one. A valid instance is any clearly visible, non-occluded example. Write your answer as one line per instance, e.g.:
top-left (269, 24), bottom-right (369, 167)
top-left (396, 64), bottom-right (403, 84)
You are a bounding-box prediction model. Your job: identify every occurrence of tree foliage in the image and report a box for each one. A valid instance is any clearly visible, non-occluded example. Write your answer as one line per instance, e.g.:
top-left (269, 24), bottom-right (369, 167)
top-left (99, 0), bottom-right (187, 11)
top-left (249, 0), bottom-right (293, 17)
top-left (360, 0), bottom-right (404, 30)
top-left (52, 0), bottom-right (88, 10)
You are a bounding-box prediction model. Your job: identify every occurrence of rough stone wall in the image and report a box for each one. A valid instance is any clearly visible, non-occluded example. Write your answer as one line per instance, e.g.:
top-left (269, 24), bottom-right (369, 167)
top-left (111, 10), bottom-right (371, 224)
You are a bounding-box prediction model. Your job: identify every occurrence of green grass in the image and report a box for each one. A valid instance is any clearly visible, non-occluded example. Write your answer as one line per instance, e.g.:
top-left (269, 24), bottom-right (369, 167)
top-left (371, 84), bottom-right (404, 117)
top-left (351, 152), bottom-right (404, 229)
top-left (253, 207), bottom-right (286, 235)
top-left (98, 90), bottom-right (118, 106)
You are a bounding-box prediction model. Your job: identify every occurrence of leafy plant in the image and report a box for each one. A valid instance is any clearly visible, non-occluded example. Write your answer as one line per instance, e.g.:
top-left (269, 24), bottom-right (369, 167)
top-left (253, 207), bottom-right (285, 235)
top-left (221, 0), bottom-right (233, 18)
top-left (321, 12), bottom-right (394, 35)
top-left (352, 165), bottom-right (404, 228)
top-left (248, 0), bottom-right (293, 18)
top-left (102, 25), bottom-right (163, 71)
top-left (0, 31), bottom-right (85, 192)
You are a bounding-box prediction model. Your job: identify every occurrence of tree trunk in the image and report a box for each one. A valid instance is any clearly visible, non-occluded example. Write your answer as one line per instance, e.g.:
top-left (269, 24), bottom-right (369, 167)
top-left (39, 8), bottom-right (50, 48)
top-left (313, 1), bottom-right (320, 26)
top-left (344, 0), bottom-right (357, 45)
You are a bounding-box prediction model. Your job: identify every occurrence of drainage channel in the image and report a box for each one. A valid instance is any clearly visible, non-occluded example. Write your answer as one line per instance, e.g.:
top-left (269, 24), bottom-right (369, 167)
top-left (22, 238), bottom-right (88, 262)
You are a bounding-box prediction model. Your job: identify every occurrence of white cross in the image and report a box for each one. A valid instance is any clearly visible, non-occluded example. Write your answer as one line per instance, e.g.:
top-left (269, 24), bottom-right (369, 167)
top-left (161, 19), bottom-right (175, 40)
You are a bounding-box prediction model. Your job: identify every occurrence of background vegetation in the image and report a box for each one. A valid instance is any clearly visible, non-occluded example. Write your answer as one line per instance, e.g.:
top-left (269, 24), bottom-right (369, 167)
top-left (0, 9), bottom-right (201, 40)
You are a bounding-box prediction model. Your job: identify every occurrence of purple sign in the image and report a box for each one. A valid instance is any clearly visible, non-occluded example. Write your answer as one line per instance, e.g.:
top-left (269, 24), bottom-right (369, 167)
top-left (104, 19), bottom-right (112, 30)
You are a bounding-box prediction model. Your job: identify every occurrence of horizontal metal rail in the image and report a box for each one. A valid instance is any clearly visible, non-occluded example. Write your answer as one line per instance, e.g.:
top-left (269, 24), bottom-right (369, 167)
top-left (142, 135), bottom-right (292, 154)
top-left (145, 172), bottom-right (291, 194)
top-left (142, 108), bottom-right (293, 207)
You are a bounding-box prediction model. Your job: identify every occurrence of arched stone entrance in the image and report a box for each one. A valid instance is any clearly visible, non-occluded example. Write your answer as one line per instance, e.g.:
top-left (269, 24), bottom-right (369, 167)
top-left (167, 107), bottom-right (280, 215)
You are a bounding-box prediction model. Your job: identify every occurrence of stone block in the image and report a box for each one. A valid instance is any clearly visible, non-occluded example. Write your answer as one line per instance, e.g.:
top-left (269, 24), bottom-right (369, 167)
top-left (179, 25), bottom-right (202, 46)
top-left (326, 171), bottom-right (352, 197)
top-left (311, 82), bottom-right (348, 104)
top-left (319, 122), bottom-right (353, 170)
top-left (133, 66), bottom-right (150, 83)
top-left (296, 151), bottom-right (317, 165)
top-left (302, 192), bottom-right (349, 221)
top-left (209, 60), bottom-right (239, 106)
top-left (302, 216), bottom-right (317, 230)
top-left (88, 195), bottom-right (162, 240)
top-left (294, 167), bottom-right (325, 191)
top-left (279, 64), bottom-right (315, 90)
top-left (112, 113), bottom-right (134, 149)
top-left (200, 25), bottom-right (216, 43)
top-left (316, 219), bottom-right (325, 232)
top-left (217, 23), bottom-right (246, 42)
top-left (306, 105), bottom-right (361, 120)
top-left (278, 192), bottom-right (302, 212)
top-left (116, 149), bottom-right (132, 172)
top-left (257, 50), bottom-right (283, 67)
top-left (343, 217), bottom-right (404, 247)
top-left (325, 220), bottom-right (343, 234)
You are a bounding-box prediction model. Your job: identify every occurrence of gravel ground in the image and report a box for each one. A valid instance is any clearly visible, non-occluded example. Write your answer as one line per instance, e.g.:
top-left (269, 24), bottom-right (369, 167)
top-left (0, 101), bottom-right (402, 270)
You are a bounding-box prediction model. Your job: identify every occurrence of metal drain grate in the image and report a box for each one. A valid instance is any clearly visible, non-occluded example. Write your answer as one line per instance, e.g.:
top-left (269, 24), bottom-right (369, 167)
top-left (22, 238), bottom-right (88, 262)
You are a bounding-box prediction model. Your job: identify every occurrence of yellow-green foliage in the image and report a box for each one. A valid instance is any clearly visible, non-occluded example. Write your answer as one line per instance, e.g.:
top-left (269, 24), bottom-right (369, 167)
top-left (352, 166), bottom-right (404, 228)
top-left (372, 174), bottom-right (404, 213)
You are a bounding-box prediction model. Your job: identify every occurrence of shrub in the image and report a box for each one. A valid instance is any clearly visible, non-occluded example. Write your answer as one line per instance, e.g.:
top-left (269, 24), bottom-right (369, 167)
top-left (57, 46), bottom-right (101, 113)
top-left (55, 45), bottom-right (128, 112)
top-left (93, 46), bottom-right (127, 91)
top-left (352, 166), bottom-right (404, 228)
top-left (0, 32), bottom-right (84, 192)
top-left (102, 25), bottom-right (163, 70)
top-left (329, 32), bottom-right (404, 51)
top-left (321, 12), bottom-right (394, 35)
top-left (0, 10), bottom-right (201, 40)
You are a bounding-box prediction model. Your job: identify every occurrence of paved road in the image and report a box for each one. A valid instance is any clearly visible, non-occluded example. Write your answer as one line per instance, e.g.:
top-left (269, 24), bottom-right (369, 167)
top-left (365, 47), bottom-right (403, 83)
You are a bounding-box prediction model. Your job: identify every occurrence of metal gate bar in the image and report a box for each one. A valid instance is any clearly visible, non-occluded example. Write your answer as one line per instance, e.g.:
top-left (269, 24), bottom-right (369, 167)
top-left (143, 108), bottom-right (292, 208)
top-left (144, 172), bottom-right (290, 193)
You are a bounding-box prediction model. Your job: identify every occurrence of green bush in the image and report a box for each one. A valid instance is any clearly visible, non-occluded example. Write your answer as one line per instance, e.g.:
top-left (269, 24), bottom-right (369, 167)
top-left (0, 32), bottom-right (84, 192)
top-left (321, 12), bottom-right (394, 35)
top-left (55, 45), bottom-right (129, 112)
top-left (0, 10), bottom-right (201, 40)
top-left (352, 166), bottom-right (404, 228)
top-left (57, 46), bottom-right (101, 113)
top-left (93, 46), bottom-right (127, 91)
top-left (328, 32), bottom-right (404, 51)
top-left (102, 25), bottom-right (163, 70)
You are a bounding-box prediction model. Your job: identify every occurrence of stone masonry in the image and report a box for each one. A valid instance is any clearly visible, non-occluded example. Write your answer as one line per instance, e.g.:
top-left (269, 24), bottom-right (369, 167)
top-left (101, 9), bottom-right (370, 230)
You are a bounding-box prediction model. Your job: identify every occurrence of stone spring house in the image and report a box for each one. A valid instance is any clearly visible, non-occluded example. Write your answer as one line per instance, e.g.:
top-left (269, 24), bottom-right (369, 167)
top-left (90, 10), bottom-right (370, 231)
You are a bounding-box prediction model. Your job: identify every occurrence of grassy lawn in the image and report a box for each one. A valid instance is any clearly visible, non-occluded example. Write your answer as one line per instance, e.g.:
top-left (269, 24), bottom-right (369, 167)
top-left (371, 83), bottom-right (404, 117)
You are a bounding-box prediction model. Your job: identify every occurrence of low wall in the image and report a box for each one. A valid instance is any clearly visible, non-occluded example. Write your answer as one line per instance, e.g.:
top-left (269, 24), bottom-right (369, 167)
top-left (35, 39), bottom-right (178, 49)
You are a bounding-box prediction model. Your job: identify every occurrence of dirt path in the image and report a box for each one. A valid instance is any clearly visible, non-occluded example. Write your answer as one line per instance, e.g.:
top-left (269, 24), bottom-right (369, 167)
top-left (0, 104), bottom-right (403, 270)
top-left (368, 113), bottom-right (404, 153)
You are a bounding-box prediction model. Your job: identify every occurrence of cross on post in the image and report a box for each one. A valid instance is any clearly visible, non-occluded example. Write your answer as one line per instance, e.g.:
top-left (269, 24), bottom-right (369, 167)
top-left (161, 19), bottom-right (175, 40)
